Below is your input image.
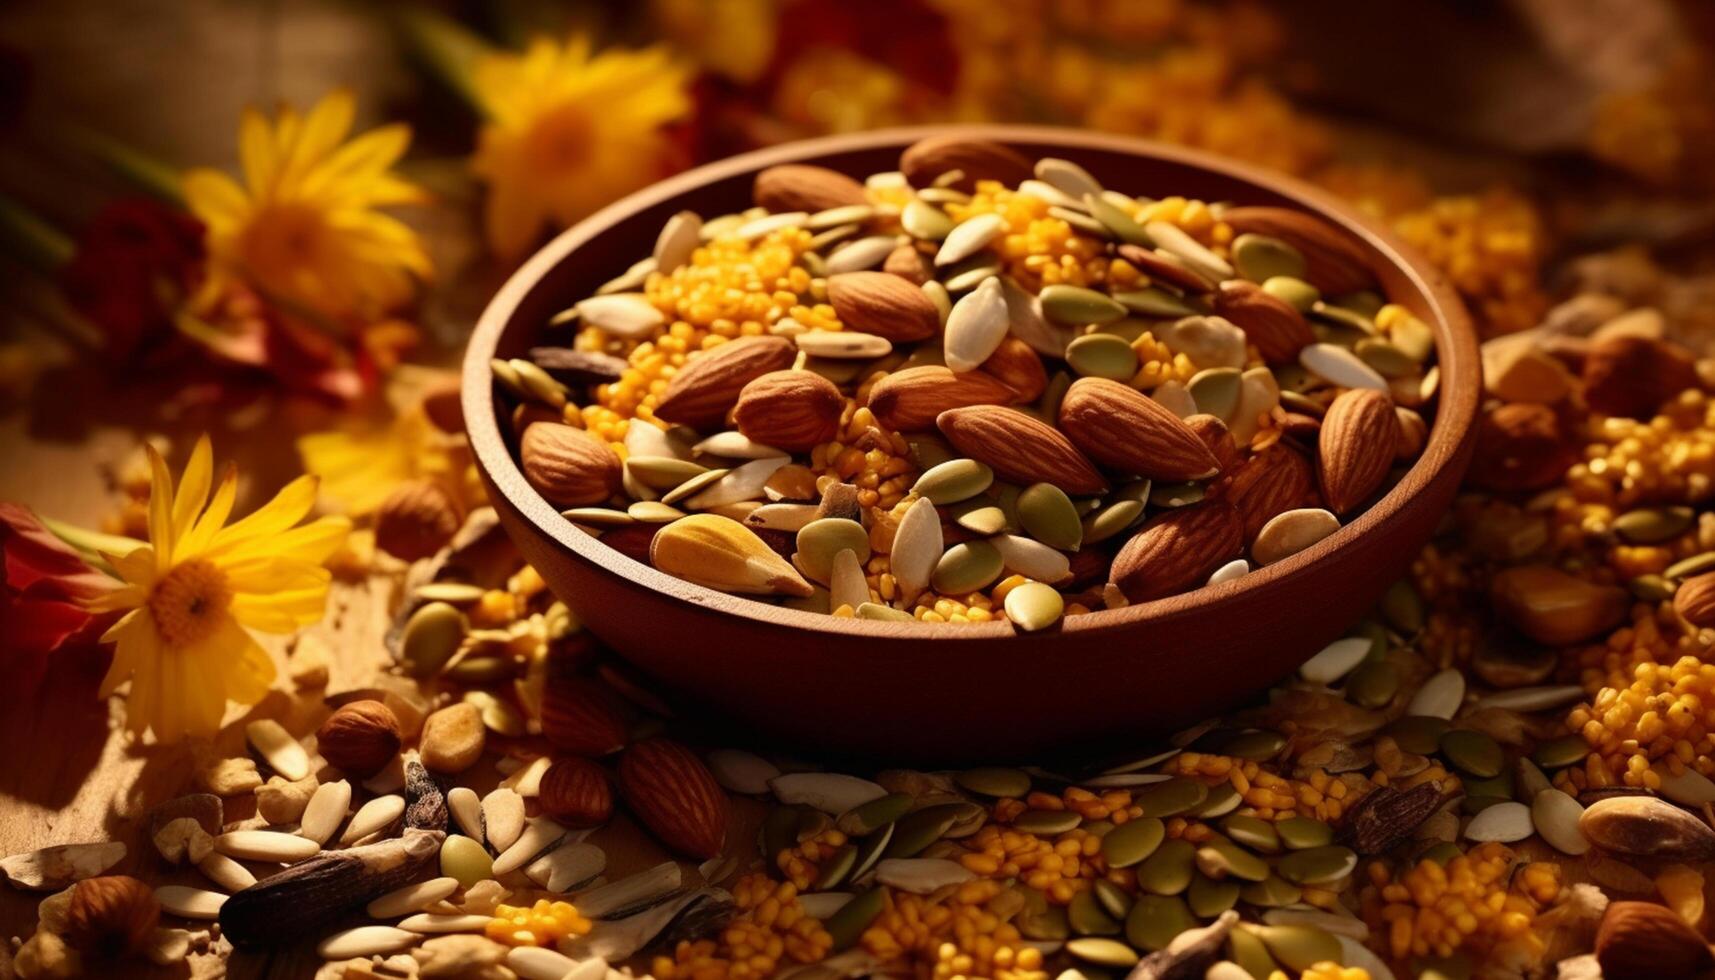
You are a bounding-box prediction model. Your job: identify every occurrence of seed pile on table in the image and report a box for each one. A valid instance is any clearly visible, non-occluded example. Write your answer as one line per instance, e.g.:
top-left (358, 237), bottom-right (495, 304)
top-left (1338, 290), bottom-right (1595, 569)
top-left (492, 136), bottom-right (1443, 629)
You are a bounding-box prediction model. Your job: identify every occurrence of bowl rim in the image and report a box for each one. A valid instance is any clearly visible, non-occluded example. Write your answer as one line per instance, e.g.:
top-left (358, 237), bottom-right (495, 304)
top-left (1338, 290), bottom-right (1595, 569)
top-left (463, 124), bottom-right (1479, 642)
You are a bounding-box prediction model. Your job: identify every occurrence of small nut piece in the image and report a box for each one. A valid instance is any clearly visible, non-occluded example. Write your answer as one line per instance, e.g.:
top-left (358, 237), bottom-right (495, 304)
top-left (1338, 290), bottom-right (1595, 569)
top-left (1674, 571), bottom-right (1715, 629)
top-left (420, 703), bottom-right (487, 774)
top-left (538, 757), bottom-right (614, 829)
top-left (375, 480), bottom-right (461, 561)
top-left (256, 774), bottom-right (320, 825)
top-left (64, 876), bottom-right (159, 959)
top-left (152, 818), bottom-right (214, 866)
top-left (316, 700), bottom-right (403, 778)
top-left (196, 755), bottom-right (262, 797)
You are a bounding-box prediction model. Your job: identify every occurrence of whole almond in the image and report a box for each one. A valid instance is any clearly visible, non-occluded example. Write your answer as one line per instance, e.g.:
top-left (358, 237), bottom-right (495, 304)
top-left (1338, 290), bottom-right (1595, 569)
top-left (899, 136), bottom-right (1032, 192)
top-left (753, 164), bottom-right (867, 214)
top-left (828, 272), bottom-right (940, 342)
top-left (618, 738), bottom-right (727, 859)
top-left (733, 370), bottom-right (844, 451)
top-left (1676, 572), bottom-right (1715, 628)
top-left (656, 336), bottom-right (797, 429)
top-left (868, 365), bottom-right (1017, 432)
top-left (1058, 378), bottom-right (1220, 481)
top-left (538, 757), bottom-right (614, 829)
top-left (374, 480), bottom-right (461, 561)
top-left (1596, 901), bottom-right (1714, 980)
top-left (1317, 388), bottom-right (1398, 514)
top-left (540, 675), bottom-right (628, 756)
top-left (1213, 280), bottom-right (1314, 364)
top-left (1110, 500), bottom-right (1243, 603)
top-left (937, 405), bottom-right (1107, 495)
top-left (884, 243), bottom-right (933, 285)
top-left (979, 337), bottom-right (1048, 402)
top-left (316, 700), bottom-right (403, 778)
top-left (1183, 414), bottom-right (1239, 476)
top-left (1222, 206), bottom-right (1374, 295)
top-left (1220, 443), bottom-right (1316, 541)
top-left (520, 423), bottom-right (622, 507)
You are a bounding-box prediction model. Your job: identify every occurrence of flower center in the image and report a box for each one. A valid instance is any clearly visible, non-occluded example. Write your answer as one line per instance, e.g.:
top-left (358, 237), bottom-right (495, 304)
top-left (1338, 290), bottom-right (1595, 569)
top-left (148, 559), bottom-right (231, 648)
top-left (243, 204), bottom-right (328, 276)
top-left (524, 103), bottom-right (595, 174)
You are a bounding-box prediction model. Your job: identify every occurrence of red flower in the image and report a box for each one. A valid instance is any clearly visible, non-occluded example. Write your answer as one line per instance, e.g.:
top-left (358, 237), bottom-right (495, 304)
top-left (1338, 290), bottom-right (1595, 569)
top-left (0, 503), bottom-right (117, 694)
top-left (61, 197), bottom-right (206, 360)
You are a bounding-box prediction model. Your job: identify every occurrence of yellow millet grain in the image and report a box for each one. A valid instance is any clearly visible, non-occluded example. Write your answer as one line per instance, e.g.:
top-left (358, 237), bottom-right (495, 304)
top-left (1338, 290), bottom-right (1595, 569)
top-left (1364, 844), bottom-right (1558, 962)
top-left (1562, 390), bottom-right (1715, 508)
top-left (1564, 654), bottom-right (1715, 792)
top-left (652, 875), bottom-right (832, 980)
top-left (861, 878), bottom-right (1047, 980)
top-left (1164, 752), bottom-right (1380, 822)
top-left (1130, 330), bottom-right (1197, 389)
top-left (484, 899), bottom-right (592, 947)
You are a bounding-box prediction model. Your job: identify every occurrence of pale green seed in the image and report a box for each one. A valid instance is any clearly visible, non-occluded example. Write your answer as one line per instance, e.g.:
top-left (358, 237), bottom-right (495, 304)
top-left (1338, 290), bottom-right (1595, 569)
top-left (1615, 506), bottom-right (1694, 544)
top-left (660, 467), bottom-right (730, 505)
top-left (1066, 937), bottom-right (1139, 969)
top-left (627, 501), bottom-right (685, 523)
top-left (1018, 904), bottom-right (1070, 942)
top-left (1136, 838), bottom-right (1196, 895)
top-left (1221, 730), bottom-right (1286, 762)
top-left (402, 602), bottom-right (467, 677)
top-left (1381, 580), bottom-right (1425, 632)
top-left (443, 655), bottom-right (515, 684)
top-left (1419, 842), bottom-right (1463, 866)
top-left (1346, 660), bottom-right (1399, 709)
top-left (1185, 783), bottom-right (1241, 818)
top-left (1041, 285), bottom-right (1127, 325)
top-left (1462, 772), bottom-right (1512, 800)
top-left (1113, 286), bottom-right (1200, 318)
top-left (837, 793), bottom-right (913, 836)
top-left (1005, 583), bottom-right (1065, 632)
top-left (1275, 817), bottom-right (1334, 850)
top-left (1232, 233), bottom-right (1307, 283)
top-left (1014, 809), bottom-right (1082, 835)
top-left (510, 358), bottom-right (568, 407)
top-left (1355, 338), bottom-right (1417, 379)
top-left (995, 483), bottom-right (1024, 534)
top-left (1038, 371), bottom-right (1073, 420)
top-left (1631, 574), bottom-right (1676, 602)
top-left (808, 204), bottom-right (876, 230)
top-left (1084, 193), bottom-right (1153, 246)
top-left (761, 806), bottom-right (804, 864)
top-left (1124, 894), bottom-right (1194, 952)
top-left (1334, 290), bottom-right (1385, 317)
top-left (796, 518), bottom-right (871, 583)
top-left (1149, 481), bottom-right (1205, 508)
top-left (857, 602), bottom-right (916, 622)
top-left (1310, 301), bottom-right (1376, 336)
top-left (1050, 205), bottom-right (1109, 238)
top-left (1092, 317), bottom-right (1152, 343)
top-left (849, 822), bottom-right (893, 879)
top-left (813, 844), bottom-right (858, 890)
top-left (1228, 926), bottom-right (1280, 979)
top-left (956, 767), bottom-right (1032, 798)
top-left (1440, 729), bottom-right (1504, 778)
top-left (913, 459), bottom-right (994, 504)
top-left (1220, 814), bottom-right (1281, 854)
top-left (1100, 816), bottom-right (1165, 868)
top-left (1189, 367), bottom-right (1242, 421)
top-left (440, 835), bottom-right (493, 889)
top-left (944, 254), bottom-right (1004, 293)
top-left (562, 507), bottom-right (635, 528)
top-left (1195, 838), bottom-right (1268, 882)
top-left (1252, 925), bottom-right (1341, 972)
top-left (1018, 482), bottom-right (1083, 551)
top-left (1066, 333), bottom-right (1141, 381)
top-left (1666, 552), bottom-right (1715, 580)
top-left (1091, 880), bottom-right (1133, 923)
top-left (1276, 845), bottom-right (1357, 885)
top-left (1238, 875), bottom-right (1302, 908)
top-left (1383, 716), bottom-right (1449, 755)
top-left (885, 804), bottom-right (969, 859)
top-left (954, 504), bottom-right (1008, 536)
top-left (902, 200), bottom-right (953, 241)
top-left (1261, 276), bottom-right (1320, 312)
top-left (412, 582), bottom-right (487, 604)
top-left (824, 891), bottom-right (885, 950)
top-left (1134, 779), bottom-right (1209, 818)
top-left (1391, 312), bottom-right (1436, 362)
top-left (1187, 873), bottom-right (1241, 917)
top-left (1068, 889), bottom-right (1121, 936)
top-left (932, 541), bottom-right (1004, 594)
top-left (1532, 735), bottom-right (1591, 769)
top-left (1082, 499), bottom-right (1146, 545)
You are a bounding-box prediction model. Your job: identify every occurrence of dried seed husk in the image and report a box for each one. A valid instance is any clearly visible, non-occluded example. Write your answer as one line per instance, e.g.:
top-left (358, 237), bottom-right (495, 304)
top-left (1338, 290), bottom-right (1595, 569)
top-left (219, 830), bottom-right (443, 948)
top-left (1338, 781), bottom-right (1445, 855)
top-left (1125, 894), bottom-right (1196, 952)
top-left (1580, 796), bottom-right (1715, 861)
top-left (651, 514), bottom-right (812, 597)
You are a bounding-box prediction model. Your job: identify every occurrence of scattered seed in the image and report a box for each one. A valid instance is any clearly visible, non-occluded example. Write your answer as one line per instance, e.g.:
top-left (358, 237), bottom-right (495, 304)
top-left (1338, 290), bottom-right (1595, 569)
top-left (1299, 637), bottom-right (1370, 685)
top-left (913, 459), bottom-right (995, 504)
top-left (1101, 816), bottom-right (1166, 868)
top-left (1232, 233), bottom-right (1306, 282)
top-left (1532, 789), bottom-right (1589, 855)
top-left (1464, 801), bottom-right (1534, 842)
top-left (932, 540), bottom-right (1005, 594)
top-left (1276, 817), bottom-right (1334, 850)
top-left (1407, 669), bottom-right (1465, 719)
top-left (772, 772), bottom-right (888, 815)
top-left (155, 885), bottom-right (227, 920)
top-left (1066, 333), bottom-right (1140, 381)
top-left (1017, 482), bottom-right (1083, 551)
top-left (1439, 729), bottom-right (1504, 778)
top-left (1066, 937), bottom-right (1139, 969)
top-left (1300, 343), bottom-right (1387, 391)
top-left (1125, 894), bottom-right (1196, 952)
top-left (215, 830), bottom-right (321, 863)
top-left (1276, 845), bottom-right (1357, 885)
top-left (1005, 581), bottom-right (1066, 632)
top-left (1040, 284), bottom-right (1127, 325)
top-left (1136, 838), bottom-right (1196, 895)
top-left (576, 293), bottom-right (665, 338)
top-left (1252, 508), bottom-right (1340, 566)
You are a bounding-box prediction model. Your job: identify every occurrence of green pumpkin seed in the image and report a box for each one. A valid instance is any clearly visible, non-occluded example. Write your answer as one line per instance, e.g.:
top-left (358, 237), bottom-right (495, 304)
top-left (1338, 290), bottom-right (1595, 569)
top-left (808, 204), bottom-right (875, 230)
top-left (1276, 845), bottom-right (1357, 885)
top-left (933, 541), bottom-right (1004, 594)
top-left (1082, 500), bottom-right (1145, 545)
top-left (1014, 809), bottom-right (1082, 836)
top-left (824, 890), bottom-right (885, 950)
top-left (1068, 889), bottom-right (1121, 936)
top-left (1220, 814), bottom-right (1281, 854)
top-left (402, 602), bottom-right (467, 677)
top-left (1261, 276), bottom-right (1319, 312)
top-left (1311, 302), bottom-right (1377, 338)
top-left (1238, 875), bottom-right (1302, 908)
top-left (1135, 779), bottom-right (1209, 818)
top-left (627, 454), bottom-right (710, 490)
top-left (1187, 873), bottom-right (1241, 917)
top-left (955, 504), bottom-right (1008, 536)
top-left (762, 805), bottom-right (806, 865)
top-left (813, 844), bottom-right (858, 890)
top-left (1253, 925), bottom-right (1342, 972)
top-left (1067, 937), bottom-right (1139, 969)
top-left (957, 767), bottom-right (1032, 798)
top-left (510, 358), bottom-right (568, 407)
top-left (1038, 371), bottom-right (1073, 420)
top-left (1615, 506), bottom-right (1694, 544)
top-left (857, 602), bottom-right (917, 622)
top-left (913, 459), bottom-right (994, 504)
top-left (1135, 838), bottom-right (1196, 895)
top-left (837, 793), bottom-right (913, 836)
top-left (1195, 838), bottom-right (1269, 882)
top-left (1085, 194), bottom-right (1152, 246)
top-left (1228, 926), bottom-right (1280, 979)
top-left (444, 655), bottom-right (514, 683)
top-left (1381, 580), bottom-right (1425, 632)
top-left (795, 518), bottom-right (871, 584)
top-left (1462, 796), bottom-right (1510, 816)
top-left (1462, 772), bottom-right (1513, 800)
top-left (1018, 482), bottom-right (1083, 551)
top-left (1390, 311), bottom-right (1436, 362)
top-left (1222, 730), bottom-right (1286, 762)
top-left (1185, 783), bottom-right (1241, 819)
top-left (1354, 338), bottom-right (1417, 379)
top-left (1114, 286), bottom-right (1201, 318)
top-left (1093, 879), bottom-right (1134, 920)
top-left (1041, 285), bottom-right (1127, 325)
top-left (1018, 902), bottom-right (1070, 941)
top-left (1416, 954), bottom-right (1474, 980)
top-left (1124, 894), bottom-right (1195, 952)
top-left (902, 200), bottom-right (954, 241)
top-left (1346, 660), bottom-right (1400, 708)
top-left (1531, 735), bottom-right (1591, 769)
top-left (1149, 481), bottom-right (1206, 508)
top-left (1275, 817), bottom-right (1334, 851)
top-left (1334, 290), bottom-right (1385, 317)
top-left (885, 804), bottom-right (967, 859)
top-left (1382, 716), bottom-right (1449, 755)
top-left (1050, 205), bottom-right (1110, 237)
top-left (1189, 367), bottom-right (1242, 422)
top-left (1232, 233), bottom-right (1307, 283)
top-left (627, 501), bottom-right (685, 523)
top-left (1066, 334), bottom-right (1140, 381)
top-left (849, 822), bottom-right (893, 879)
top-left (660, 467), bottom-right (731, 505)
top-left (1005, 583), bottom-right (1065, 632)
top-left (1439, 730), bottom-right (1504, 778)
top-left (1145, 221), bottom-right (1233, 281)
top-left (1416, 842), bottom-right (1463, 867)
top-left (1666, 552), bottom-right (1715, 580)
top-left (1101, 817), bottom-right (1165, 868)
top-left (1631, 574), bottom-right (1676, 602)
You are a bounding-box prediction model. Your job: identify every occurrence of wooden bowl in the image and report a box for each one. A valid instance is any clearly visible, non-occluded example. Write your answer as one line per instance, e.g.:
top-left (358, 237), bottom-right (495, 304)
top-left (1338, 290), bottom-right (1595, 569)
top-left (463, 126), bottom-right (1479, 762)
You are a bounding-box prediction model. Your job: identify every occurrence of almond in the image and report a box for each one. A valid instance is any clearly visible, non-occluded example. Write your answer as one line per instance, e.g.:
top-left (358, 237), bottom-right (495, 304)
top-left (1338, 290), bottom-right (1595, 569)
top-left (618, 738), bottom-right (727, 859)
top-left (540, 675), bottom-right (628, 756)
top-left (936, 405), bottom-right (1107, 495)
top-left (1317, 388), bottom-right (1398, 514)
top-left (979, 337), bottom-right (1048, 402)
top-left (1465, 403), bottom-right (1575, 492)
top-left (655, 336), bottom-right (797, 429)
top-left (1222, 206), bottom-right (1374, 295)
top-left (66, 876), bottom-right (159, 958)
top-left (733, 370), bottom-right (844, 451)
top-left (867, 365), bottom-right (1017, 432)
top-left (1221, 443), bottom-right (1316, 541)
top-left (1675, 572), bottom-right (1715, 629)
top-left (1596, 901), bottom-right (1714, 980)
top-left (1212, 280), bottom-right (1314, 364)
top-left (828, 271), bottom-right (940, 342)
top-left (374, 480), bottom-right (461, 561)
top-left (753, 164), bottom-right (867, 214)
top-left (884, 243), bottom-right (933, 285)
top-left (899, 136), bottom-right (1032, 192)
top-left (1109, 500), bottom-right (1243, 602)
top-left (1057, 378), bottom-right (1221, 481)
top-left (538, 757), bottom-right (614, 829)
top-left (316, 700), bottom-right (403, 778)
top-left (1183, 414), bottom-right (1239, 476)
top-left (520, 423), bottom-right (622, 507)
top-left (1583, 334), bottom-right (1698, 420)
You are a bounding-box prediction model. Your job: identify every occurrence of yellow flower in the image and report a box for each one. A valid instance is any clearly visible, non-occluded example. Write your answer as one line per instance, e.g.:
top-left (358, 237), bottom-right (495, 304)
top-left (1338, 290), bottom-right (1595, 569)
top-left (90, 437), bottom-right (350, 743)
top-left (470, 35), bottom-right (692, 260)
top-left (183, 89), bottom-right (432, 322)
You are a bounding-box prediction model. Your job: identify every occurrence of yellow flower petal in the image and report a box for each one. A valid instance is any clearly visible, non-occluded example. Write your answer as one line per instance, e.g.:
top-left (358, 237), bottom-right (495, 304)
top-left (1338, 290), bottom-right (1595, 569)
top-left (205, 474), bottom-right (319, 559)
top-left (176, 464), bottom-right (239, 561)
top-left (145, 445), bottom-right (176, 568)
top-left (170, 435), bottom-right (214, 541)
top-left (230, 586), bottom-right (332, 633)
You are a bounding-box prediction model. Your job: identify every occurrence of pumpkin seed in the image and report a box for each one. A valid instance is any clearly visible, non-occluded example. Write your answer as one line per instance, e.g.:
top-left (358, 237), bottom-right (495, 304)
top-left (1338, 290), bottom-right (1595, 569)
top-left (1228, 926), bottom-right (1280, 979)
top-left (1631, 573), bottom-right (1676, 601)
top-left (626, 501), bottom-right (684, 523)
top-left (1299, 637), bottom-right (1370, 685)
top-left (923, 281), bottom-right (953, 325)
top-left (1614, 505), bottom-right (1694, 544)
top-left (1252, 924), bottom-right (1340, 972)
top-left (1346, 660), bottom-right (1399, 709)
top-left (885, 804), bottom-right (968, 859)
top-left (1037, 157), bottom-right (1103, 199)
top-left (1277, 845), bottom-right (1357, 885)
top-left (1113, 286), bottom-right (1201, 318)
top-left (813, 844), bottom-right (858, 890)
top-left (745, 503), bottom-right (820, 534)
top-left (1222, 730), bottom-right (1286, 762)
top-left (1665, 551), bottom-right (1715, 580)
top-left (914, 459), bottom-right (995, 504)
top-left (684, 458), bottom-right (785, 509)
top-left (736, 210), bottom-right (809, 241)
top-left (795, 518), bottom-right (871, 584)
top-left (955, 504), bottom-right (1008, 536)
top-left (1084, 194), bottom-right (1152, 245)
top-left (943, 277), bottom-right (1010, 372)
top-left (1463, 801), bottom-right (1533, 842)
top-left (1189, 367), bottom-right (1242, 421)
top-left (838, 793), bottom-right (913, 836)
top-left (795, 330), bottom-right (892, 359)
top-left (944, 254), bottom-right (1004, 292)
top-left (1068, 888), bottom-right (1121, 936)
top-left (1014, 809), bottom-right (1082, 835)
top-left (1083, 499), bottom-right (1145, 545)
top-left (1134, 778), bottom-right (1209, 818)
top-left (807, 204), bottom-right (875, 230)
top-left (1167, 315), bottom-right (1247, 370)
top-left (1383, 716), bottom-right (1450, 755)
top-left (1261, 275), bottom-right (1319, 312)
top-left (937, 213), bottom-right (1006, 266)
top-left (902, 200), bottom-right (954, 241)
top-left (1101, 817), bottom-right (1165, 868)
top-left (849, 821), bottom-right (894, 879)
top-left (1299, 343), bottom-right (1387, 391)
top-left (1355, 338), bottom-right (1416, 378)
top-left (857, 602), bottom-right (916, 622)
top-left (875, 857), bottom-right (974, 894)
top-left (1406, 669), bottom-right (1465, 720)
top-left (563, 507), bottom-right (635, 529)
top-left (1144, 221), bottom-right (1233, 282)
top-left (1381, 580), bottom-right (1424, 633)
top-left (890, 496), bottom-right (943, 606)
top-left (824, 890), bottom-right (885, 950)
top-left (1041, 285), bottom-right (1127, 325)
top-left (1066, 333), bottom-right (1140, 381)
top-left (1220, 815), bottom-right (1281, 854)
top-left (1185, 783), bottom-right (1242, 819)
top-left (1016, 482), bottom-right (1083, 551)
top-left (932, 541), bottom-right (1004, 594)
top-left (919, 187), bottom-right (971, 205)
top-left (956, 767), bottom-right (1032, 798)
top-left (1238, 875), bottom-right (1302, 908)
top-left (826, 236), bottom-right (901, 275)
top-left (1195, 838), bottom-right (1269, 882)
top-left (1149, 481), bottom-right (1205, 508)
top-left (1018, 903), bottom-right (1071, 942)
top-left (1439, 730), bottom-right (1503, 778)
top-left (1187, 873), bottom-right (1241, 917)
top-left (1275, 817), bottom-right (1334, 851)
top-left (1659, 766), bottom-right (1715, 806)
top-left (1066, 938), bottom-right (1139, 969)
top-left (1135, 838), bottom-right (1196, 895)
top-left (1232, 233), bottom-right (1307, 283)
top-left (1004, 582), bottom-right (1066, 632)
top-left (1125, 894), bottom-right (1195, 952)
top-left (403, 602), bottom-right (467, 677)
top-left (1532, 735), bottom-right (1591, 769)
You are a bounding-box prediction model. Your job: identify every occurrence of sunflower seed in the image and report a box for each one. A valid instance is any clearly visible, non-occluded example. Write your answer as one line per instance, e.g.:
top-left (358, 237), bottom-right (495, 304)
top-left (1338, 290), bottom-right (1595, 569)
top-left (772, 773), bottom-right (887, 815)
top-left (491, 817), bottom-right (568, 876)
top-left (808, 204), bottom-right (876, 230)
top-left (1473, 685), bottom-right (1584, 713)
top-left (1300, 343), bottom-right (1387, 391)
top-left (824, 890), bottom-right (885, 950)
top-left (1252, 508), bottom-right (1340, 566)
top-left (1300, 637), bottom-right (1370, 685)
top-left (736, 211), bottom-right (809, 241)
top-left (1065, 333), bottom-right (1140, 381)
top-left (821, 236), bottom-right (897, 276)
top-left (654, 211), bottom-right (703, 274)
top-left (576, 294), bottom-right (664, 339)
top-left (155, 885), bottom-right (227, 920)
top-left (933, 540), bottom-right (1004, 594)
top-left (368, 877), bottom-right (460, 919)
top-left (685, 457), bottom-right (788, 509)
top-left (902, 200), bottom-right (954, 241)
top-left (1144, 221), bottom-right (1233, 282)
top-left (744, 503), bottom-right (820, 533)
top-left (1406, 669), bottom-right (1465, 719)
top-left (246, 719), bottom-right (310, 782)
top-left (795, 330), bottom-right (892, 360)
top-left (993, 535), bottom-right (1071, 584)
top-left (937, 213), bottom-right (1006, 267)
top-left (1276, 845), bottom-right (1357, 885)
top-left (1532, 789), bottom-right (1589, 855)
top-left (1017, 179), bottom-right (1084, 211)
top-left (194, 853), bottom-right (255, 893)
top-left (695, 431), bottom-right (785, 460)
top-left (595, 257), bottom-right (657, 295)
top-left (340, 796), bottom-right (406, 846)
top-left (317, 925), bottom-right (418, 959)
top-left (1464, 801), bottom-right (1533, 842)
top-left (216, 830), bottom-right (321, 863)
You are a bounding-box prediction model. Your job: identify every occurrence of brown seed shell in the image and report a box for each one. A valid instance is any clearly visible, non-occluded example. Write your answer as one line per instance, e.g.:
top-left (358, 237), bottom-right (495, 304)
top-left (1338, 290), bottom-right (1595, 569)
top-left (1336, 781), bottom-right (1445, 855)
top-left (374, 480), bottom-right (461, 562)
top-left (655, 336), bottom-right (797, 429)
top-left (520, 423), bottom-right (623, 507)
top-left (1221, 206), bottom-right (1375, 295)
top-left (936, 405), bottom-right (1107, 495)
top-left (899, 136), bottom-right (1033, 191)
top-left (868, 365), bottom-right (1017, 432)
top-left (1317, 388), bottom-right (1398, 514)
top-left (316, 700), bottom-right (403, 778)
top-left (828, 271), bottom-right (941, 342)
top-left (1212, 280), bottom-right (1314, 364)
top-left (1580, 795), bottom-right (1715, 863)
top-left (1058, 378), bottom-right (1221, 481)
top-left (733, 370), bottom-right (845, 451)
top-left (753, 164), bottom-right (868, 214)
top-left (1109, 500), bottom-right (1242, 603)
